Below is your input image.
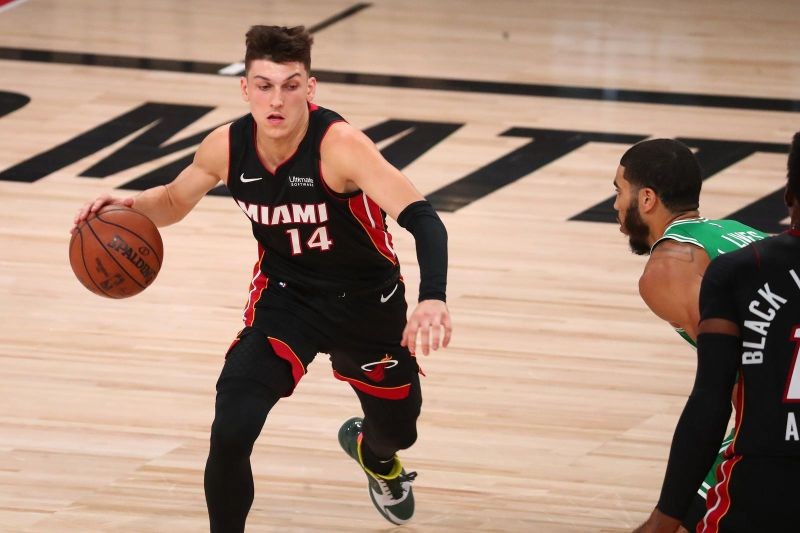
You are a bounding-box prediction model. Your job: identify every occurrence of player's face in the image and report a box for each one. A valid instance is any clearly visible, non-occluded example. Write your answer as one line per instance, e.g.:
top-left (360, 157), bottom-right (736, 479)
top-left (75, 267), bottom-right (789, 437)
top-left (613, 166), bottom-right (651, 255)
top-left (241, 60), bottom-right (317, 140)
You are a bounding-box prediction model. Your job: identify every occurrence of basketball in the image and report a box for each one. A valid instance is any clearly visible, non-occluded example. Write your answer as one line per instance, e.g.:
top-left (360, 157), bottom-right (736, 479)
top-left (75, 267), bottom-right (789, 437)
top-left (69, 205), bottom-right (164, 298)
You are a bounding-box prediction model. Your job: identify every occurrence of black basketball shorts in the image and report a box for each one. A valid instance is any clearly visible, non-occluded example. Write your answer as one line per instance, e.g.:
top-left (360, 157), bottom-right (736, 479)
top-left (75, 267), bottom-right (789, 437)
top-left (698, 455), bottom-right (800, 532)
top-left (225, 276), bottom-right (421, 400)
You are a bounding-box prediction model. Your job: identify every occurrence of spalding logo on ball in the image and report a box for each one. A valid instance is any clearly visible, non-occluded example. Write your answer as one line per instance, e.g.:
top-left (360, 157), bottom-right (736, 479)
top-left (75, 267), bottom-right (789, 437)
top-left (69, 205), bottom-right (163, 298)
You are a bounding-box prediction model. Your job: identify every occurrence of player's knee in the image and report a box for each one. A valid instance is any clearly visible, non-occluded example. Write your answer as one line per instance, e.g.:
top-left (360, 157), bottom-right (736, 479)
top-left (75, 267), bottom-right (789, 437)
top-left (209, 416), bottom-right (257, 461)
top-left (209, 390), bottom-right (272, 460)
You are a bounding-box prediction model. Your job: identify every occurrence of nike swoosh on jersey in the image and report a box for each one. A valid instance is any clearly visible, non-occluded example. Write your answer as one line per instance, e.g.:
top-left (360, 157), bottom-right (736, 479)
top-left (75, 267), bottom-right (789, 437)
top-left (240, 173), bottom-right (263, 183)
top-left (380, 283), bottom-right (399, 303)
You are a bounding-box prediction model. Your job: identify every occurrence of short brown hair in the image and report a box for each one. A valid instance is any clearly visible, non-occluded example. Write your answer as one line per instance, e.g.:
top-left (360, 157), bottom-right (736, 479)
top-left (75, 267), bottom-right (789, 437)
top-left (245, 25), bottom-right (313, 74)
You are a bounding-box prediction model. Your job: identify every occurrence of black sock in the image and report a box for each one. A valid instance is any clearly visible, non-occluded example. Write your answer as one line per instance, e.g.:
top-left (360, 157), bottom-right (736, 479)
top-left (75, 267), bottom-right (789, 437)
top-left (360, 440), bottom-right (396, 476)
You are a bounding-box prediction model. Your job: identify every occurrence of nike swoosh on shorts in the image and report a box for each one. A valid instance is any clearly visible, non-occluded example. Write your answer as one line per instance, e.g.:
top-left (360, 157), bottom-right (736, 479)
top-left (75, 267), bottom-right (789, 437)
top-left (380, 283), bottom-right (399, 303)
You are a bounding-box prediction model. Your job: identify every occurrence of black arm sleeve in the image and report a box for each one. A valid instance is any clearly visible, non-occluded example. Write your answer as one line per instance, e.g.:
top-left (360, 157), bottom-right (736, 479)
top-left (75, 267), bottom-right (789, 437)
top-left (397, 200), bottom-right (448, 302)
top-left (699, 253), bottom-right (741, 323)
top-left (655, 332), bottom-right (740, 519)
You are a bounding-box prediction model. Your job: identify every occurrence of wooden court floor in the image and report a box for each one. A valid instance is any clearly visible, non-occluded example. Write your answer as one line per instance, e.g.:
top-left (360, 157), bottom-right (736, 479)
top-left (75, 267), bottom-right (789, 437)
top-left (1, 0), bottom-right (799, 531)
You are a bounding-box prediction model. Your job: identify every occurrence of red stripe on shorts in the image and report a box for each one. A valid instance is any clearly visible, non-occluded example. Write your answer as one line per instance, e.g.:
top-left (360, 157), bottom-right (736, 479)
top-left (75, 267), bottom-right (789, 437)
top-left (243, 245), bottom-right (268, 326)
top-left (333, 370), bottom-right (410, 400)
top-left (700, 455), bottom-right (743, 532)
top-left (0, 0), bottom-right (27, 10)
top-left (268, 337), bottom-right (306, 395)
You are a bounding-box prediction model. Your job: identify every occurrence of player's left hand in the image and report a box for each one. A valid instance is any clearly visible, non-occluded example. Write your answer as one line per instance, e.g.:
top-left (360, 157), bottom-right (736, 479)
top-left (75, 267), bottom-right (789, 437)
top-left (401, 299), bottom-right (452, 356)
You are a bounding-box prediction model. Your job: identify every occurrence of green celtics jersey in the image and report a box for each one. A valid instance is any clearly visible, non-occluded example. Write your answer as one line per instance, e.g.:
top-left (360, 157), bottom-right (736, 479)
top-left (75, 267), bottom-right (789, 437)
top-left (651, 217), bottom-right (768, 345)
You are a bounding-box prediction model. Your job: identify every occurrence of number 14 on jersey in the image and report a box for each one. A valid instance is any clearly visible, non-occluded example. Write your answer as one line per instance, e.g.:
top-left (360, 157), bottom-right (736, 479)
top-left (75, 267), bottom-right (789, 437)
top-left (285, 227), bottom-right (333, 255)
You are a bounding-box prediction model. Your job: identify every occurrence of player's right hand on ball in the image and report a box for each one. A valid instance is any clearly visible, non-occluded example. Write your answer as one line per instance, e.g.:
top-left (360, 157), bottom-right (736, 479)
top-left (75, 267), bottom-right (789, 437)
top-left (72, 194), bottom-right (134, 232)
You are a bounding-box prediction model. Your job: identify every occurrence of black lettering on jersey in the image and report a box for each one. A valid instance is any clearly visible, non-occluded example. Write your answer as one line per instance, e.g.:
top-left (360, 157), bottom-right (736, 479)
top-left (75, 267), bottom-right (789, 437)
top-left (428, 129), bottom-right (647, 212)
top-left (571, 137), bottom-right (791, 232)
top-left (0, 102), bottom-right (215, 183)
top-left (0, 90), bottom-right (30, 120)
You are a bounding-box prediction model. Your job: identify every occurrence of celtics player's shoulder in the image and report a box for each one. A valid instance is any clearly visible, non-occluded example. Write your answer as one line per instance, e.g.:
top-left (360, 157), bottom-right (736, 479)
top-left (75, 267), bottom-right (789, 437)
top-left (702, 218), bottom-right (768, 258)
top-left (658, 217), bottom-right (767, 260)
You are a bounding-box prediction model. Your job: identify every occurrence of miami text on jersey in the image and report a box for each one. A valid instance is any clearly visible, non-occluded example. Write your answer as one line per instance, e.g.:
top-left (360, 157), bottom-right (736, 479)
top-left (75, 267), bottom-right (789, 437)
top-left (236, 200), bottom-right (329, 226)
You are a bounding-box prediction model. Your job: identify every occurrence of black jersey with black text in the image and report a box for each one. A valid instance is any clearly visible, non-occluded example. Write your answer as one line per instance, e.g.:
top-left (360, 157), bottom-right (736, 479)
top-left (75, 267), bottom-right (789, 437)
top-left (700, 230), bottom-right (800, 457)
top-left (226, 104), bottom-right (400, 293)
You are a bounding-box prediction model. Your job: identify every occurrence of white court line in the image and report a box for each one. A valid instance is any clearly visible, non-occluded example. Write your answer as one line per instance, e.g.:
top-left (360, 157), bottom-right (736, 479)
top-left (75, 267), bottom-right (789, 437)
top-left (218, 62), bottom-right (245, 76)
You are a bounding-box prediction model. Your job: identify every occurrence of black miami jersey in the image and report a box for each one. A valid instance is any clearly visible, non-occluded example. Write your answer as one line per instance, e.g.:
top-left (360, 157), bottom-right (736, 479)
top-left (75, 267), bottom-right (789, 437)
top-left (226, 104), bottom-right (400, 295)
top-left (700, 230), bottom-right (800, 457)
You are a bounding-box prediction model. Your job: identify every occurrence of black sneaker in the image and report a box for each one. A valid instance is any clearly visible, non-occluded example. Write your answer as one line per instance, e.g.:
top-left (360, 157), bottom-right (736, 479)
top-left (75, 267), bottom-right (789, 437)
top-left (337, 417), bottom-right (417, 525)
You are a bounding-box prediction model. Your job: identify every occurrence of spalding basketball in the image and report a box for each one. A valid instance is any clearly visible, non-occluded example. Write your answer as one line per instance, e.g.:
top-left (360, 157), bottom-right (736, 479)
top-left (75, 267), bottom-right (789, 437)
top-left (69, 205), bottom-right (163, 298)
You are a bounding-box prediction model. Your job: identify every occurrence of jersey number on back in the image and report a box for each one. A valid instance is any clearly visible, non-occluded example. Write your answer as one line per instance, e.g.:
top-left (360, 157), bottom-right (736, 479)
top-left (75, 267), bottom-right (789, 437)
top-left (286, 227), bottom-right (333, 255)
top-left (785, 326), bottom-right (800, 402)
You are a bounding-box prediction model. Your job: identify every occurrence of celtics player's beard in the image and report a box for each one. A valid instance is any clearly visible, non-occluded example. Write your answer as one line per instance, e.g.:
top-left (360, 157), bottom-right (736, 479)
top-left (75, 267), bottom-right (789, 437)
top-left (623, 198), bottom-right (651, 255)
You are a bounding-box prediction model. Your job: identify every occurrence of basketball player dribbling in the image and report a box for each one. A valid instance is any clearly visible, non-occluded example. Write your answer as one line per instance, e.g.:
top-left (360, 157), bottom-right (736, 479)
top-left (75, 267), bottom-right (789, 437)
top-left (635, 133), bottom-right (800, 532)
top-left (72, 25), bottom-right (452, 532)
top-left (611, 139), bottom-right (767, 532)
